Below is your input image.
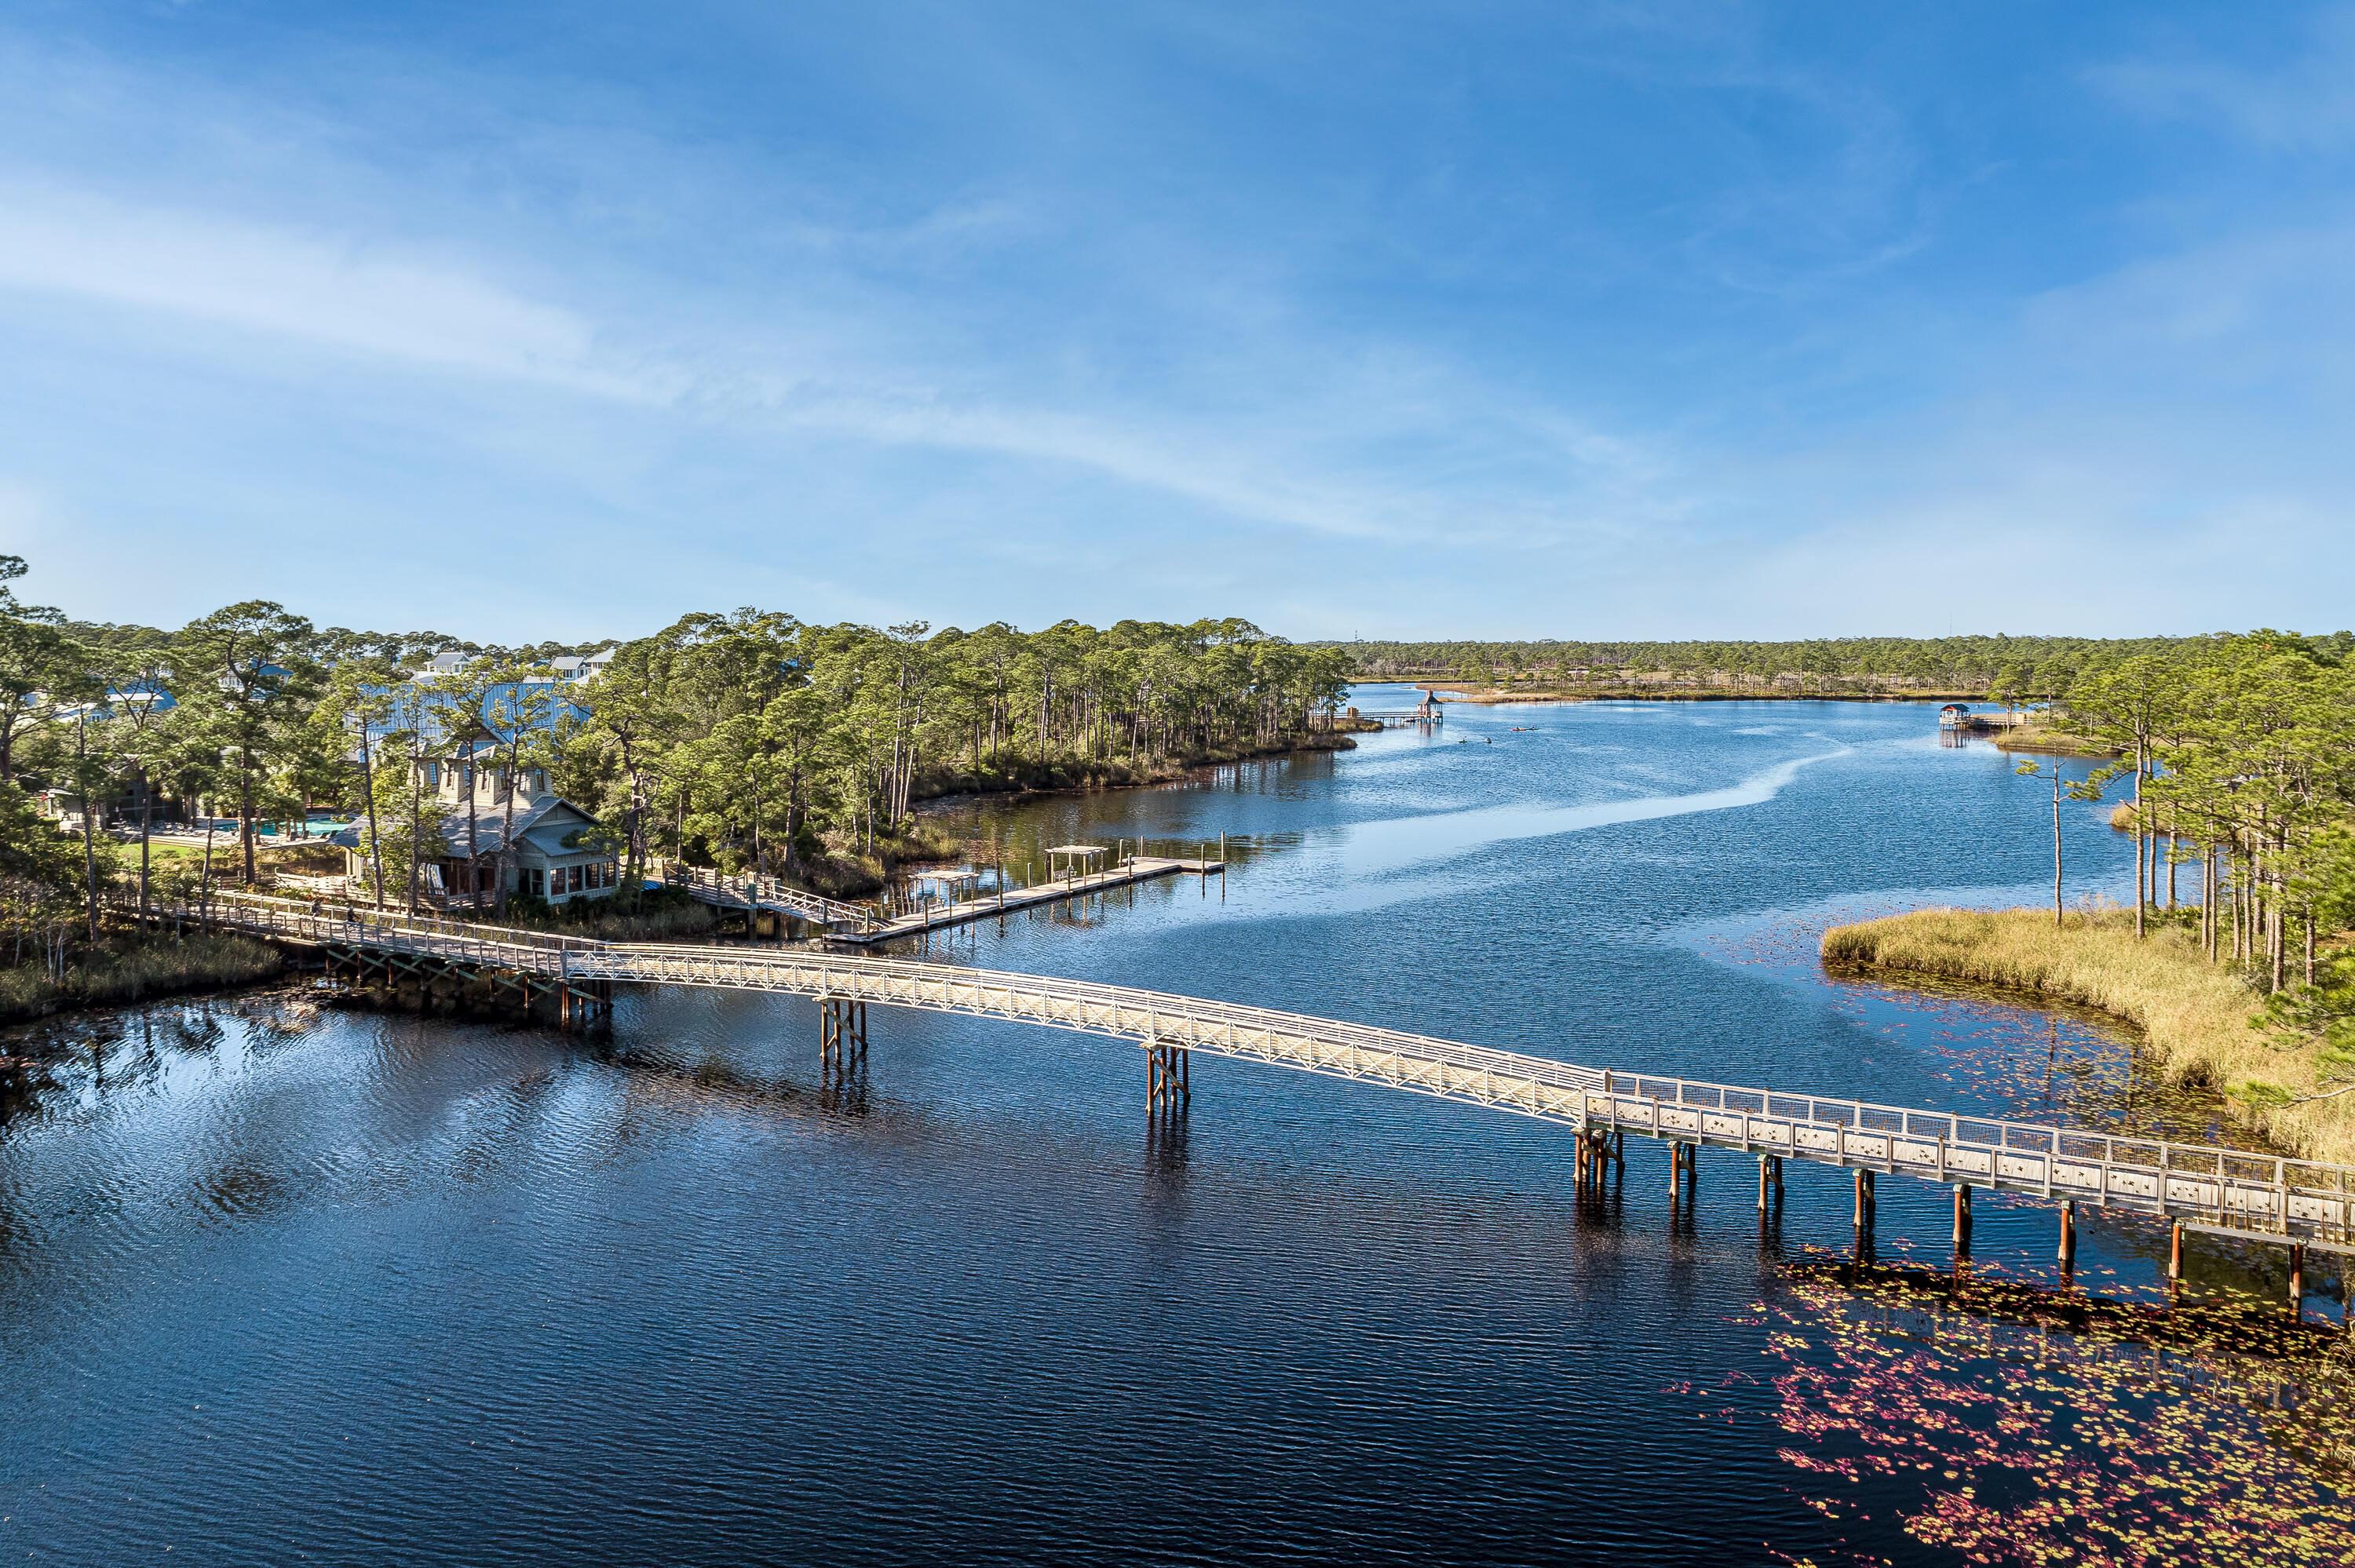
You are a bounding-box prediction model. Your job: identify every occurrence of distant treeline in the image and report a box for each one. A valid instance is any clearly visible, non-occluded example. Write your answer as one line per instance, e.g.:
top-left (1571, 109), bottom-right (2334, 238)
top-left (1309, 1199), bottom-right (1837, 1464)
top-left (1324, 634), bottom-right (2355, 695)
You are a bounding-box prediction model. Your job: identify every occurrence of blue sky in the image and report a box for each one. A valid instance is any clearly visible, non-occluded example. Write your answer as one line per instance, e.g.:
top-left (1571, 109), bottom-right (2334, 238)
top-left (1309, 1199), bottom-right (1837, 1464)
top-left (2, 2), bottom-right (2352, 642)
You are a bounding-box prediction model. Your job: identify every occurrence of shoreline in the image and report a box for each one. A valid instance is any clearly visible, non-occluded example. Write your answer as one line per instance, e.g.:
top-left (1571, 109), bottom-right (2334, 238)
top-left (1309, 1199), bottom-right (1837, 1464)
top-left (1992, 723), bottom-right (2123, 758)
top-left (0, 931), bottom-right (288, 1027)
top-left (909, 730), bottom-right (1358, 821)
top-left (1820, 907), bottom-right (2347, 1164)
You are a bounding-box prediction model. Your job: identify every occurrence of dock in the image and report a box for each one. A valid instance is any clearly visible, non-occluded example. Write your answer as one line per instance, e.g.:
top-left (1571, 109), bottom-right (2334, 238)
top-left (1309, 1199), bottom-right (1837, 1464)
top-left (1938, 706), bottom-right (2033, 732)
top-left (851, 855), bottom-right (1222, 943)
top-left (663, 852), bottom-right (1223, 943)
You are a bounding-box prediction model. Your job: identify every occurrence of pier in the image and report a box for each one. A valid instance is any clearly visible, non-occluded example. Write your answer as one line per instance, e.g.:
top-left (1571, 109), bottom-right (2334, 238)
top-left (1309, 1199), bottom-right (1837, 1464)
top-left (662, 847), bottom-right (1225, 943)
top-left (1345, 707), bottom-right (1445, 730)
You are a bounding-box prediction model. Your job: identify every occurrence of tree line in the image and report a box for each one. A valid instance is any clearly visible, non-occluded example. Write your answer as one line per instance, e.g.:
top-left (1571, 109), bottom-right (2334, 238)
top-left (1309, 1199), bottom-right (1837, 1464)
top-left (0, 557), bottom-right (1354, 938)
top-left (1333, 634), bottom-right (2337, 695)
top-left (2041, 632), bottom-right (2355, 1102)
top-left (549, 611), bottom-right (1352, 906)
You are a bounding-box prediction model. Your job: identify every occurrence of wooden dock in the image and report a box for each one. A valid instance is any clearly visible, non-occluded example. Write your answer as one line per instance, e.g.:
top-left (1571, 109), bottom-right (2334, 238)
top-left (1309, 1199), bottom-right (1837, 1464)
top-left (665, 855), bottom-right (1223, 943)
top-left (851, 856), bottom-right (1222, 943)
top-left (1939, 709), bottom-right (2032, 731)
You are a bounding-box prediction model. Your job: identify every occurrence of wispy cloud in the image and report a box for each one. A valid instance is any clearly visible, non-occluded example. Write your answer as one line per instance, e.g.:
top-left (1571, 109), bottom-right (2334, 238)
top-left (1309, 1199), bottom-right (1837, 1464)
top-left (1, 4), bottom-right (2350, 640)
top-left (0, 181), bottom-right (649, 395)
top-left (2093, 6), bottom-right (2355, 150)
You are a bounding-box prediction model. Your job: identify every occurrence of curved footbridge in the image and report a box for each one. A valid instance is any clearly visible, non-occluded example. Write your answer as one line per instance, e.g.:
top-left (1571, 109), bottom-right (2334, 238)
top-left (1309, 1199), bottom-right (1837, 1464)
top-left (207, 892), bottom-right (2355, 1273)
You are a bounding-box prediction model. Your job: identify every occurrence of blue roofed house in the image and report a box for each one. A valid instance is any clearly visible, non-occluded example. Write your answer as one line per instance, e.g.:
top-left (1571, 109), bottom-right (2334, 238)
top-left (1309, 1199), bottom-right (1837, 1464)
top-left (330, 746), bottom-right (623, 906)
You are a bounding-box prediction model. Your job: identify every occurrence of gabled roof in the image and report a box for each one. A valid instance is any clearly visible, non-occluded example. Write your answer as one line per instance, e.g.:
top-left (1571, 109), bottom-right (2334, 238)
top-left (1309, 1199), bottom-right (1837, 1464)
top-left (327, 793), bottom-right (600, 858)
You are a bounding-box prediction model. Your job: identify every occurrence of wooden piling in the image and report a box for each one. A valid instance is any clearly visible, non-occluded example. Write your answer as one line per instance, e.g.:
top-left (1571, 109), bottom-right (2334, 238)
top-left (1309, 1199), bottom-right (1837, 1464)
top-left (2290, 1244), bottom-right (2305, 1319)
top-left (1146, 1041), bottom-right (1188, 1113)
top-left (2057, 1200), bottom-right (2076, 1270)
top-left (1953, 1183), bottom-right (1972, 1259)
top-left (1853, 1168), bottom-right (1875, 1227)
top-left (2168, 1220), bottom-right (2185, 1281)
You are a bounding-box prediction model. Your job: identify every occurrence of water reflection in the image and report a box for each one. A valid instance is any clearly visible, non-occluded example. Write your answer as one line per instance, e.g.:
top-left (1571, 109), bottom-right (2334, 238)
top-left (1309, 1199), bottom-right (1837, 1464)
top-left (5, 698), bottom-right (2336, 1566)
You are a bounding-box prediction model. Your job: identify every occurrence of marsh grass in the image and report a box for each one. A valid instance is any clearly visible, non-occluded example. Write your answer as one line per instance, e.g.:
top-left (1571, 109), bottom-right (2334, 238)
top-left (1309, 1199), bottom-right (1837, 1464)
top-left (0, 932), bottom-right (284, 1023)
top-left (1990, 721), bottom-right (2121, 757)
top-left (1821, 907), bottom-right (2355, 1162)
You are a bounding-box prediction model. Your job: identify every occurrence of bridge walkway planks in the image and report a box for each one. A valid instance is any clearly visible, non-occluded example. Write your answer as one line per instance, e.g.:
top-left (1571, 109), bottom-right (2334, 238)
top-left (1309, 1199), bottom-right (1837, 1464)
top-left (187, 891), bottom-right (2355, 1259)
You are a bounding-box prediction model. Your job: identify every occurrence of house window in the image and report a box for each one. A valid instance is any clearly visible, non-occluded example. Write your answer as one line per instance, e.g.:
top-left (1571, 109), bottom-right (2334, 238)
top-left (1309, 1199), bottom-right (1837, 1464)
top-left (528, 869), bottom-right (546, 897)
top-left (568, 865), bottom-right (583, 893)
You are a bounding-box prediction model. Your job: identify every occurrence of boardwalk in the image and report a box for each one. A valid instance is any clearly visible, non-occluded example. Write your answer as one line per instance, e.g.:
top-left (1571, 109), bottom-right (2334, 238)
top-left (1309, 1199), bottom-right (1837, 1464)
top-left (662, 855), bottom-right (1223, 943)
top-left (192, 891), bottom-right (2355, 1264)
top-left (659, 862), bottom-right (882, 932)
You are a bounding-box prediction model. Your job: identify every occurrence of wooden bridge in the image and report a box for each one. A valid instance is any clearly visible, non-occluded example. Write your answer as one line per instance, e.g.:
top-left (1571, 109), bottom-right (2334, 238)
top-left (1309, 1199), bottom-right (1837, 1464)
top-left (658, 862), bottom-right (880, 933)
top-left (190, 892), bottom-right (2355, 1282)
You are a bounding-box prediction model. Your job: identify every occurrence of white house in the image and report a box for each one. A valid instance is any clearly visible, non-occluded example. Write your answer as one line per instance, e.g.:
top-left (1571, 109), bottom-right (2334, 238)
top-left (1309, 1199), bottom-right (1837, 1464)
top-left (411, 649), bottom-right (472, 682)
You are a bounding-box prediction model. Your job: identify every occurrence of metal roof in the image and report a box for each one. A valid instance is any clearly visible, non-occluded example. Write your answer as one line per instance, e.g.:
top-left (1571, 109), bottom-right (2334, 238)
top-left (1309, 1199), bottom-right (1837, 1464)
top-left (326, 793), bottom-right (597, 857)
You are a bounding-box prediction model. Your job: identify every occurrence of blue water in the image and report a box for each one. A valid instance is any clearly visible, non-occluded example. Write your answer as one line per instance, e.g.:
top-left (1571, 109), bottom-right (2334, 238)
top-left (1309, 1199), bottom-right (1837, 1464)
top-left (0, 697), bottom-right (2317, 1564)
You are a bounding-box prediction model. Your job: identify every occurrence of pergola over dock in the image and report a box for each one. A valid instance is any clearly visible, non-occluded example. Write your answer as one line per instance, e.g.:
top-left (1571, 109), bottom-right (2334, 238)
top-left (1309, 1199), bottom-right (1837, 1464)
top-left (1043, 844), bottom-right (1108, 884)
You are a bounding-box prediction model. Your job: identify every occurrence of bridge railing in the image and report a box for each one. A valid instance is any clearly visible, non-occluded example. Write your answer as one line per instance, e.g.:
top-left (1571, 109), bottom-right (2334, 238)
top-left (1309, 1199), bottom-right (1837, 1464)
top-left (1592, 1072), bottom-right (2355, 1248)
top-left (187, 890), bottom-right (605, 968)
top-left (659, 862), bottom-right (874, 930)
top-left (581, 943), bottom-right (1611, 1096)
top-left (149, 896), bottom-right (2355, 1250)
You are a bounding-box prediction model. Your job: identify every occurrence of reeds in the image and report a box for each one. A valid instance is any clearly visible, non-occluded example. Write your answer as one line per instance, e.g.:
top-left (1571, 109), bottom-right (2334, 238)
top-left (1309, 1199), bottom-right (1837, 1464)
top-left (1821, 907), bottom-right (2355, 1162)
top-left (0, 932), bottom-right (285, 1022)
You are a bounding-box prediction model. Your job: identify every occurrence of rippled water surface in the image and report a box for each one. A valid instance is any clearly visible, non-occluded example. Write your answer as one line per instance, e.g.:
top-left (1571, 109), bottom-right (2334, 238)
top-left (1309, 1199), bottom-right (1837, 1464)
top-left (3, 696), bottom-right (2341, 1564)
